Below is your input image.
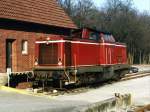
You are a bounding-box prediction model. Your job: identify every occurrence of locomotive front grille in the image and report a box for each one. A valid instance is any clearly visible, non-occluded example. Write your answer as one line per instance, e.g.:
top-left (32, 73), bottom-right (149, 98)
top-left (39, 43), bottom-right (58, 65)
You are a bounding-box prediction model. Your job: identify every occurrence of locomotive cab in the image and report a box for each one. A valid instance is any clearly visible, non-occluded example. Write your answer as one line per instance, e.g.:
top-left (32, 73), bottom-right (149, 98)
top-left (73, 28), bottom-right (116, 43)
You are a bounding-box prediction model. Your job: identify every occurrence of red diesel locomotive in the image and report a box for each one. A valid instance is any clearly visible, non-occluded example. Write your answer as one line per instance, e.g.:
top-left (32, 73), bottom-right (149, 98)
top-left (34, 28), bottom-right (130, 87)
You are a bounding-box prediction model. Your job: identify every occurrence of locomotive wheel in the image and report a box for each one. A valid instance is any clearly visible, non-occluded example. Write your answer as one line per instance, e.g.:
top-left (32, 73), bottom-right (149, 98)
top-left (113, 71), bottom-right (122, 81)
top-left (76, 73), bottom-right (100, 86)
top-left (113, 69), bottom-right (128, 81)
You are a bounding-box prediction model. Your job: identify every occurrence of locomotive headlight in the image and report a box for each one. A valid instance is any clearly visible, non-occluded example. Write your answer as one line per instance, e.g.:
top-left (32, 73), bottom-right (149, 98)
top-left (34, 58), bottom-right (38, 65)
top-left (58, 58), bottom-right (62, 66)
top-left (46, 37), bottom-right (51, 45)
top-left (46, 37), bottom-right (50, 40)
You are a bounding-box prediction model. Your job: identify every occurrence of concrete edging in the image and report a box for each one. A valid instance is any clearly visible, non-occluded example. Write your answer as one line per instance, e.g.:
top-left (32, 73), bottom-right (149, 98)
top-left (77, 93), bottom-right (132, 112)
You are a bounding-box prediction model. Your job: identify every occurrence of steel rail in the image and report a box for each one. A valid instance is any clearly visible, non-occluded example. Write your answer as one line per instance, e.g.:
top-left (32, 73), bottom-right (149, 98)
top-left (122, 71), bottom-right (150, 81)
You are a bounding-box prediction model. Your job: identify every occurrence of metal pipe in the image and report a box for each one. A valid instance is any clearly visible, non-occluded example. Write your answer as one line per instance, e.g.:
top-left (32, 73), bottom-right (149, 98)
top-left (63, 53), bottom-right (71, 83)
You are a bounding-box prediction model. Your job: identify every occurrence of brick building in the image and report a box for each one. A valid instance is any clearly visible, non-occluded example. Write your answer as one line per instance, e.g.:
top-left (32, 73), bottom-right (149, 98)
top-left (0, 0), bottom-right (77, 84)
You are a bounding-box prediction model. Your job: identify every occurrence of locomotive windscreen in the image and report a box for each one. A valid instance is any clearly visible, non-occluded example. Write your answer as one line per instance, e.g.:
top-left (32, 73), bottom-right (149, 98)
top-left (39, 43), bottom-right (58, 65)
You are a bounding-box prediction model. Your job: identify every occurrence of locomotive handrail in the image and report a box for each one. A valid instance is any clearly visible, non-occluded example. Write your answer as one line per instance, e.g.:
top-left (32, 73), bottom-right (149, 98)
top-left (63, 53), bottom-right (71, 84)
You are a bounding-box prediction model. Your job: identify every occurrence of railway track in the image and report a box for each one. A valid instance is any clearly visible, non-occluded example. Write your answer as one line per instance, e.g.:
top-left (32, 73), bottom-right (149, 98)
top-left (52, 71), bottom-right (150, 95)
top-left (121, 71), bottom-right (150, 81)
top-left (35, 70), bottom-right (150, 96)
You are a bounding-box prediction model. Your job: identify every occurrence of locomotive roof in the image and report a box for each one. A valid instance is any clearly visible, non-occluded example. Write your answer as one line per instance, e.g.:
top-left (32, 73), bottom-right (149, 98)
top-left (0, 0), bottom-right (77, 29)
top-left (72, 28), bottom-right (112, 35)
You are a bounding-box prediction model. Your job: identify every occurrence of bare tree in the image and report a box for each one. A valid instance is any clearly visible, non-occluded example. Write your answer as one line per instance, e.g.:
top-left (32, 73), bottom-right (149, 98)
top-left (57, 0), bottom-right (75, 16)
top-left (58, 0), bottom-right (150, 64)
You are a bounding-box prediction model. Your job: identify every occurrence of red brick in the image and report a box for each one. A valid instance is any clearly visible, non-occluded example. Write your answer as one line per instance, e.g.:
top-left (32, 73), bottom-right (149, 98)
top-left (0, 29), bottom-right (58, 73)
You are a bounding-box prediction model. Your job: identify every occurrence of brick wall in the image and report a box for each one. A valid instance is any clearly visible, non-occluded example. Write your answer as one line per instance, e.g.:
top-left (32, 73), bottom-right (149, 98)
top-left (0, 29), bottom-right (57, 73)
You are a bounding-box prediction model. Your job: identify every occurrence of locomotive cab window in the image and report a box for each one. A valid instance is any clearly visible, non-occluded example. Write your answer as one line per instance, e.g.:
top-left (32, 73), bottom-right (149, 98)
top-left (21, 40), bottom-right (28, 54)
top-left (89, 32), bottom-right (99, 41)
top-left (103, 34), bottom-right (115, 42)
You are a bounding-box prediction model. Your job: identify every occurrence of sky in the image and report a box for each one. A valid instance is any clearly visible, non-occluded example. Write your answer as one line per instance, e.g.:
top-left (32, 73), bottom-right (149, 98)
top-left (93, 0), bottom-right (150, 13)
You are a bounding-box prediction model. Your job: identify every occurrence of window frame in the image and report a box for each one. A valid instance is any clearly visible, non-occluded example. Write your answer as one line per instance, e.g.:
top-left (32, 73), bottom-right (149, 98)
top-left (21, 40), bottom-right (28, 55)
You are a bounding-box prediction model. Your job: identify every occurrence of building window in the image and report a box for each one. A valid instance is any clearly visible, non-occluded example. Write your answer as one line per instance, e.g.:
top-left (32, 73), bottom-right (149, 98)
top-left (21, 40), bottom-right (28, 54)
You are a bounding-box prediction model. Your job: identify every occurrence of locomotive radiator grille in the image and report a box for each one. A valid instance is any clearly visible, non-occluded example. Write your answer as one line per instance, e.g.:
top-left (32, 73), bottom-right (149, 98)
top-left (39, 43), bottom-right (58, 65)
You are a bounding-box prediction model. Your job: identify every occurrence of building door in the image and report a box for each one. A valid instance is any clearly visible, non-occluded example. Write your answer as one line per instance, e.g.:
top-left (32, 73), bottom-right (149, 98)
top-left (6, 39), bottom-right (14, 71)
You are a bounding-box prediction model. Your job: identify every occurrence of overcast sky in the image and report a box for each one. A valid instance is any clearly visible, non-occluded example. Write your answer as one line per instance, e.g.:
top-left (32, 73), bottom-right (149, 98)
top-left (93, 0), bottom-right (150, 13)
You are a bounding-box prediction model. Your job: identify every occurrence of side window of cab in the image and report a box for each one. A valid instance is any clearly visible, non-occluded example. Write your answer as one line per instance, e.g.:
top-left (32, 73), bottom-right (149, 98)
top-left (103, 34), bottom-right (115, 43)
top-left (89, 32), bottom-right (99, 41)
